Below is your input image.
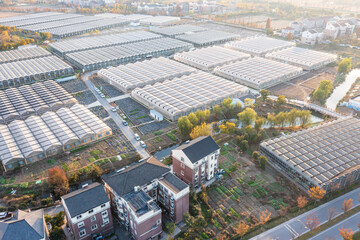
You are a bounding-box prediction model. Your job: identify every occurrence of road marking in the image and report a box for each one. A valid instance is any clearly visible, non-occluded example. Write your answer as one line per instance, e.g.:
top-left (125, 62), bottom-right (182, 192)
top-left (285, 224), bottom-right (298, 238)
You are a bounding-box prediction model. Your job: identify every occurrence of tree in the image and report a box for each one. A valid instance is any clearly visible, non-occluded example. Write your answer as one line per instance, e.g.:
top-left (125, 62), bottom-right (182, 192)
top-left (266, 18), bottom-right (271, 29)
top-left (165, 221), bottom-right (176, 236)
top-left (220, 97), bottom-right (235, 118)
top-left (297, 195), bottom-right (308, 209)
top-left (177, 116), bottom-right (193, 138)
top-left (267, 113), bottom-right (276, 128)
top-left (195, 109), bottom-right (210, 123)
top-left (305, 213), bottom-right (320, 231)
top-left (308, 186), bottom-right (326, 201)
top-left (286, 32), bottom-right (293, 40)
top-left (188, 112), bottom-right (198, 126)
top-left (48, 167), bottom-right (69, 197)
top-left (327, 208), bottom-right (338, 222)
top-left (339, 227), bottom-right (354, 240)
top-left (259, 156), bottom-right (268, 170)
top-left (252, 151), bottom-right (260, 161)
top-left (244, 98), bottom-right (254, 108)
top-left (299, 110), bottom-right (312, 127)
top-left (213, 105), bottom-right (222, 119)
top-left (274, 112), bottom-right (288, 128)
top-left (238, 107), bottom-right (257, 127)
top-left (276, 95), bottom-right (287, 107)
top-left (259, 210), bottom-right (271, 225)
top-left (279, 205), bottom-right (288, 217)
top-left (338, 58), bottom-right (352, 74)
top-left (239, 140), bottom-right (249, 152)
top-left (254, 117), bottom-right (266, 132)
top-left (235, 221), bottom-right (249, 238)
top-left (313, 80), bottom-right (333, 103)
top-left (260, 89), bottom-right (269, 103)
top-left (342, 198), bottom-right (353, 213)
top-left (219, 122), bottom-right (236, 134)
top-left (90, 164), bottom-right (103, 181)
top-left (190, 122), bottom-right (211, 139)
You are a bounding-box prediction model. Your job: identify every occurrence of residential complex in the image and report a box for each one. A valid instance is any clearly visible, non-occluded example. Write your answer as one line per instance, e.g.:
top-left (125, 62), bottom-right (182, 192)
top-left (102, 157), bottom-right (189, 240)
top-left (172, 136), bottom-right (220, 187)
top-left (62, 183), bottom-right (114, 240)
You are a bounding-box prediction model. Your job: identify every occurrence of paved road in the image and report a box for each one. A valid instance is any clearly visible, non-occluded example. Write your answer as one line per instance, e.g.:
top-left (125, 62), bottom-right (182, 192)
top-left (43, 204), bottom-right (64, 216)
top-left (309, 211), bottom-right (360, 240)
top-left (250, 187), bottom-right (360, 240)
top-left (83, 72), bottom-right (149, 159)
top-left (86, 94), bottom-right (130, 108)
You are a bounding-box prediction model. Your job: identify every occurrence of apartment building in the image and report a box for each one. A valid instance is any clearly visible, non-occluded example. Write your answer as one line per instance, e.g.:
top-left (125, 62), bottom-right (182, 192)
top-left (172, 136), bottom-right (220, 187)
top-left (102, 157), bottom-right (189, 240)
top-left (61, 183), bottom-right (114, 240)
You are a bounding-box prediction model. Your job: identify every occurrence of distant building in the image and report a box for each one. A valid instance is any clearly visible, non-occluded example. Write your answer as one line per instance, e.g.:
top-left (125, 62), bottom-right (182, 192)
top-left (302, 16), bottom-right (332, 29)
top-left (102, 157), bottom-right (189, 240)
top-left (0, 209), bottom-right (48, 240)
top-left (290, 21), bottom-right (303, 34)
top-left (281, 27), bottom-right (295, 38)
top-left (61, 183), bottom-right (114, 240)
top-left (172, 136), bottom-right (220, 187)
top-left (301, 30), bottom-right (322, 45)
top-left (348, 95), bottom-right (360, 111)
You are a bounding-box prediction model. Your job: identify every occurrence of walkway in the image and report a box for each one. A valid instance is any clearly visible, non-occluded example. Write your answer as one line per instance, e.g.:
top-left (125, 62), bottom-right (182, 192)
top-left (86, 94), bottom-right (131, 108)
top-left (83, 72), bottom-right (149, 159)
top-left (288, 99), bottom-right (346, 119)
top-left (250, 187), bottom-right (360, 240)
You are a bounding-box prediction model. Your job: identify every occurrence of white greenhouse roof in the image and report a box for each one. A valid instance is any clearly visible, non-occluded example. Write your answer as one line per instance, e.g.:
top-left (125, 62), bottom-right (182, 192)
top-left (0, 46), bottom-right (51, 64)
top-left (139, 16), bottom-right (180, 25)
top-left (225, 36), bottom-right (295, 56)
top-left (174, 46), bottom-right (251, 70)
top-left (176, 30), bottom-right (239, 46)
top-left (150, 24), bottom-right (207, 37)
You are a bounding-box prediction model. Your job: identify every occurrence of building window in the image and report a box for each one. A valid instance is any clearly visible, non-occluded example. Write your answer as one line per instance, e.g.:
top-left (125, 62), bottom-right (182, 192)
top-left (181, 163), bottom-right (185, 169)
top-left (39, 154), bottom-right (43, 158)
top-left (98, 134), bottom-right (102, 138)
top-left (29, 158), bottom-right (33, 162)
top-left (78, 221), bottom-right (84, 228)
top-left (102, 211), bottom-right (108, 217)
top-left (66, 145), bottom-right (70, 149)
top-left (101, 204), bottom-right (106, 208)
top-left (79, 229), bottom-right (86, 237)
top-left (7, 164), bottom-right (12, 169)
top-left (181, 170), bottom-right (184, 176)
top-left (91, 224), bottom-right (98, 231)
top-left (19, 161), bottom-right (23, 165)
top-left (76, 215), bottom-right (82, 220)
top-left (181, 157), bottom-right (184, 162)
top-left (75, 142), bottom-right (79, 146)
top-left (103, 216), bottom-right (109, 225)
top-left (91, 216), bottom-right (96, 222)
top-left (91, 137), bottom-right (95, 140)
top-left (156, 219), bottom-right (161, 225)
top-left (83, 139), bottom-right (86, 143)
top-left (88, 209), bottom-right (94, 214)
top-left (106, 131), bottom-right (110, 135)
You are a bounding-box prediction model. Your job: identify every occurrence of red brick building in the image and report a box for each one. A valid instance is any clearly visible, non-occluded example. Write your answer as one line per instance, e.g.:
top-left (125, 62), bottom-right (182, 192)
top-left (102, 157), bottom-right (189, 240)
top-left (172, 136), bottom-right (220, 187)
top-left (61, 183), bottom-right (114, 240)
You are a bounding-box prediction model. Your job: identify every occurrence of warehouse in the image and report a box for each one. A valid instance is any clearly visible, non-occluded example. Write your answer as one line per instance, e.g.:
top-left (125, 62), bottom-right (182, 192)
top-left (214, 57), bottom-right (303, 89)
top-left (139, 16), bottom-right (180, 26)
top-left (98, 57), bottom-right (196, 92)
top-left (225, 36), bottom-right (295, 56)
top-left (131, 72), bottom-right (249, 121)
top-left (0, 56), bottom-right (74, 89)
top-left (174, 46), bottom-right (251, 71)
top-left (49, 31), bottom-right (162, 57)
top-left (65, 38), bottom-right (192, 71)
top-left (176, 30), bottom-right (239, 47)
top-left (150, 24), bottom-right (207, 37)
top-left (260, 117), bottom-right (360, 193)
top-left (265, 47), bottom-right (337, 70)
top-left (0, 80), bottom-right (77, 124)
top-left (0, 104), bottom-right (112, 171)
top-left (0, 46), bottom-right (51, 64)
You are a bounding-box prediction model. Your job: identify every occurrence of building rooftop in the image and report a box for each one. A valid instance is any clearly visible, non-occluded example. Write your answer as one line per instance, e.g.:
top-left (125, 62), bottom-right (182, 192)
top-left (175, 136), bottom-right (220, 163)
top-left (260, 117), bottom-right (360, 186)
top-left (123, 190), bottom-right (160, 217)
top-left (160, 172), bottom-right (188, 193)
top-left (62, 183), bottom-right (109, 218)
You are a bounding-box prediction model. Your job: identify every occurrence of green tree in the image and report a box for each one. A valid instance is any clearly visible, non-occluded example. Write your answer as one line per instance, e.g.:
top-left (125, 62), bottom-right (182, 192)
top-left (259, 156), bottom-right (268, 170)
top-left (252, 151), bottom-right (260, 160)
top-left (177, 116), bottom-right (193, 138)
top-left (299, 110), bottom-right (312, 127)
top-left (221, 97), bottom-right (235, 118)
top-left (188, 112), bottom-right (198, 126)
top-left (165, 221), bottom-right (176, 236)
top-left (276, 95), bottom-right (287, 107)
top-left (313, 80), bottom-right (333, 103)
top-left (254, 117), bottom-right (266, 132)
top-left (275, 112), bottom-right (288, 128)
top-left (260, 89), bottom-right (269, 103)
top-left (267, 113), bottom-right (276, 128)
top-left (288, 109), bottom-right (300, 127)
top-left (195, 109), bottom-right (210, 123)
top-left (338, 58), bottom-right (352, 74)
top-left (238, 107), bottom-right (257, 127)
top-left (240, 140), bottom-right (249, 152)
top-left (213, 105), bottom-right (222, 119)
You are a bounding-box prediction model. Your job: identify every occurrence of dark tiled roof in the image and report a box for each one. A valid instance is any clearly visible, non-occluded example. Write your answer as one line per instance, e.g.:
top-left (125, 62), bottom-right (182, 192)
top-left (162, 172), bottom-right (188, 192)
top-left (0, 209), bottom-right (45, 240)
top-left (175, 136), bottom-right (220, 163)
top-left (62, 183), bottom-right (109, 218)
top-left (102, 157), bottom-right (170, 197)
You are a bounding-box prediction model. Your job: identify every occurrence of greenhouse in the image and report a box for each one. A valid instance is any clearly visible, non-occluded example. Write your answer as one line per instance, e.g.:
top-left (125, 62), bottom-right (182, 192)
top-left (225, 36), bottom-right (295, 56)
top-left (174, 46), bottom-right (251, 71)
top-left (139, 16), bottom-right (180, 26)
top-left (260, 117), bottom-right (360, 193)
top-left (98, 57), bottom-right (196, 92)
top-left (131, 72), bottom-right (249, 121)
top-left (214, 57), bottom-right (303, 89)
top-left (65, 38), bottom-right (192, 71)
top-left (0, 12), bottom-right (65, 25)
top-left (265, 47), bottom-right (337, 70)
top-left (150, 24), bottom-right (207, 37)
top-left (0, 46), bottom-right (51, 64)
top-left (176, 30), bottom-right (239, 47)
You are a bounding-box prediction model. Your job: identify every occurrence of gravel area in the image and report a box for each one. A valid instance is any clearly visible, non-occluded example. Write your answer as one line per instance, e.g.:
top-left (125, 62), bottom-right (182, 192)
top-left (137, 121), bottom-right (170, 135)
top-left (92, 77), bottom-right (124, 98)
top-left (104, 118), bottom-right (135, 153)
top-left (59, 78), bottom-right (87, 93)
top-left (114, 98), bottom-right (152, 125)
top-left (73, 90), bottom-right (97, 105)
top-left (89, 106), bottom-right (109, 119)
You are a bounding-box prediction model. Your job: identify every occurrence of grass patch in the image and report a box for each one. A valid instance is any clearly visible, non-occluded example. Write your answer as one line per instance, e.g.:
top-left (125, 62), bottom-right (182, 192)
top-left (135, 115), bottom-right (148, 119)
top-left (162, 156), bottom-right (172, 165)
top-left (47, 159), bottom-right (56, 165)
top-left (61, 163), bottom-right (69, 172)
top-left (130, 111), bottom-right (139, 116)
top-left (233, 187), bottom-right (244, 196)
top-left (220, 145), bottom-right (229, 155)
top-left (214, 219), bottom-right (221, 229)
top-left (215, 187), bottom-right (223, 195)
top-left (229, 208), bottom-right (241, 218)
top-left (166, 133), bottom-right (177, 141)
top-left (266, 182), bottom-right (285, 192)
top-left (171, 129), bottom-right (177, 134)
top-left (90, 149), bottom-right (100, 159)
top-left (153, 136), bottom-right (163, 143)
top-left (88, 157), bottom-right (95, 163)
top-left (153, 131), bottom-right (163, 136)
top-left (219, 186), bottom-right (231, 196)
top-left (226, 153), bottom-right (236, 162)
top-left (70, 145), bottom-right (89, 153)
top-left (104, 158), bottom-right (110, 163)
top-left (130, 108), bottom-right (139, 113)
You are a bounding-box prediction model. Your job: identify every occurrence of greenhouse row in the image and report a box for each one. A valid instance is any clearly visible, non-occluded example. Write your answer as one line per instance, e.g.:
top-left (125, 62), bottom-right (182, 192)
top-left (4, 13), bottom-right (82, 28)
top-left (225, 36), bottom-right (295, 56)
top-left (131, 72), bottom-right (249, 121)
top-left (174, 46), bottom-right (251, 71)
top-left (139, 16), bottom-right (180, 26)
top-left (0, 12), bottom-right (62, 25)
top-left (214, 57), bottom-right (303, 89)
top-left (0, 46), bottom-right (51, 64)
top-left (49, 31), bottom-right (162, 56)
top-left (150, 24), bottom-right (207, 37)
top-left (65, 38), bottom-right (192, 71)
top-left (0, 80), bottom-right (77, 124)
top-left (260, 117), bottom-right (360, 192)
top-left (0, 104), bottom-right (112, 171)
top-left (176, 30), bottom-right (239, 47)
top-left (265, 47), bottom-right (338, 70)
top-left (0, 56), bottom-right (74, 89)
top-left (98, 57), bottom-right (196, 92)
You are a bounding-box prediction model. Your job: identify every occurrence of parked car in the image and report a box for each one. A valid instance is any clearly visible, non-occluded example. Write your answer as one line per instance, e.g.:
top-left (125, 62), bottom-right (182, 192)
top-left (123, 121), bottom-right (128, 126)
top-left (139, 141), bottom-right (146, 148)
top-left (100, 94), bottom-right (105, 98)
top-left (111, 107), bottom-right (116, 112)
top-left (134, 133), bottom-right (140, 141)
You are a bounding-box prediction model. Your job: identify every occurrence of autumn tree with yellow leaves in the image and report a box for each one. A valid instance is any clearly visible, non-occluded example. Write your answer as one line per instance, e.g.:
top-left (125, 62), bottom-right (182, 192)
top-left (339, 227), bottom-right (354, 240)
top-left (190, 122), bottom-right (211, 139)
top-left (259, 210), bottom-right (271, 225)
top-left (235, 221), bottom-right (249, 239)
top-left (308, 186), bottom-right (326, 201)
top-left (297, 195), bottom-right (308, 209)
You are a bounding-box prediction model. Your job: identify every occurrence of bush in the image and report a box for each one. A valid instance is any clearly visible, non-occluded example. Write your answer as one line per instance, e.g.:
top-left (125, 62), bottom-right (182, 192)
top-left (153, 131), bottom-right (163, 136)
top-left (88, 157), bottom-right (95, 163)
top-left (229, 208), bottom-right (241, 218)
top-left (166, 133), bottom-right (177, 141)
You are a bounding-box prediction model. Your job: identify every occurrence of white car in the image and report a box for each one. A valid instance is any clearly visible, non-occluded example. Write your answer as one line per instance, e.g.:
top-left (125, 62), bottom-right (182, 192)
top-left (100, 94), bottom-right (105, 98)
top-left (134, 133), bottom-right (140, 141)
top-left (111, 107), bottom-right (116, 112)
top-left (139, 141), bottom-right (146, 148)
